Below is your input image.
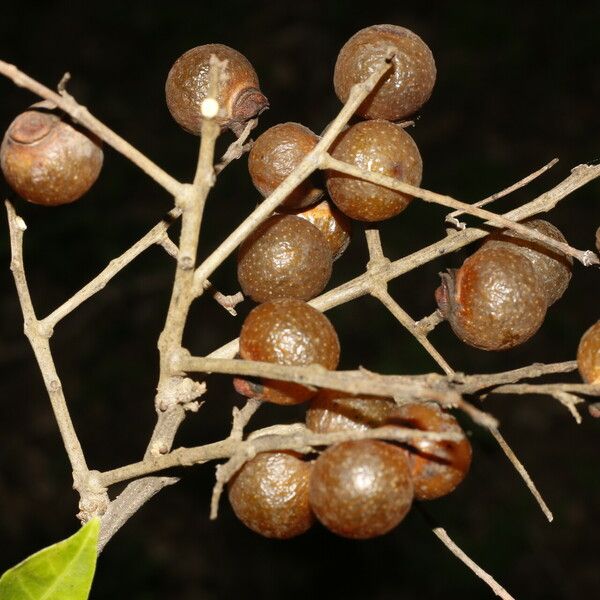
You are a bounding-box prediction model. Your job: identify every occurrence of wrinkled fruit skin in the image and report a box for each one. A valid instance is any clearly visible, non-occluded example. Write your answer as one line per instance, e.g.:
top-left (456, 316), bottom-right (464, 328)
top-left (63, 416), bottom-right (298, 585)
top-left (394, 402), bottom-right (472, 501)
top-left (436, 245), bottom-right (547, 350)
top-left (309, 440), bottom-right (413, 539)
top-left (228, 451), bottom-right (314, 539)
top-left (577, 320), bottom-right (600, 384)
top-left (1, 103), bottom-right (103, 206)
top-left (326, 120), bottom-right (422, 222)
top-left (334, 24), bottom-right (436, 121)
top-left (238, 299), bottom-right (340, 404)
top-left (249, 122), bottom-right (323, 209)
top-left (483, 219), bottom-right (573, 306)
top-left (306, 390), bottom-right (395, 433)
top-left (237, 214), bottom-right (333, 302)
top-left (283, 199), bottom-right (352, 261)
top-left (165, 44), bottom-right (268, 135)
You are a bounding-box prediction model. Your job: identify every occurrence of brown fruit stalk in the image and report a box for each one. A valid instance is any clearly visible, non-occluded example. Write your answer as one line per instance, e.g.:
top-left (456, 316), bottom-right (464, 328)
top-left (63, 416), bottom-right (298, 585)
top-left (334, 24), bottom-right (436, 121)
top-left (309, 440), bottom-right (413, 539)
top-left (237, 214), bottom-right (333, 302)
top-left (248, 122), bottom-right (323, 209)
top-left (1, 102), bottom-right (103, 206)
top-left (436, 245), bottom-right (547, 350)
top-left (483, 219), bottom-right (573, 306)
top-left (165, 44), bottom-right (268, 136)
top-left (577, 320), bottom-right (600, 384)
top-left (237, 298), bottom-right (340, 405)
top-left (228, 451), bottom-right (314, 539)
top-left (326, 119), bottom-right (422, 222)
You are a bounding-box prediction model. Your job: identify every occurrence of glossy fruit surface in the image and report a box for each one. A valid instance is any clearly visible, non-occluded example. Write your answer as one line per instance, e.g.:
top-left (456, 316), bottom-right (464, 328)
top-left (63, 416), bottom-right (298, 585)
top-left (577, 320), bottom-right (600, 384)
top-left (309, 440), bottom-right (413, 539)
top-left (237, 214), bottom-right (332, 302)
top-left (284, 199), bottom-right (351, 260)
top-left (394, 402), bottom-right (472, 500)
top-left (306, 390), bottom-right (395, 433)
top-left (228, 451), bottom-right (314, 538)
top-left (334, 24), bottom-right (436, 121)
top-left (436, 245), bottom-right (547, 350)
top-left (483, 219), bottom-right (573, 306)
top-left (326, 120), bottom-right (422, 222)
top-left (1, 103), bottom-right (103, 206)
top-left (249, 122), bottom-right (323, 209)
top-left (238, 299), bottom-right (340, 404)
top-left (165, 44), bottom-right (268, 135)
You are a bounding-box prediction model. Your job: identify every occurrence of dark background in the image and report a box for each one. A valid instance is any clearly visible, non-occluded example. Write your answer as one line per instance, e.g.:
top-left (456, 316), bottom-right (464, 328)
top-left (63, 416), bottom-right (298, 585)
top-left (0, 1), bottom-right (598, 598)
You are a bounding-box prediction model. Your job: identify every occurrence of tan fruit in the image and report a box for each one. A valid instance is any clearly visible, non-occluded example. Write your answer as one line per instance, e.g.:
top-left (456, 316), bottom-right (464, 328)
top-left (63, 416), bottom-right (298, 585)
top-left (334, 24), bottom-right (436, 121)
top-left (577, 320), bottom-right (600, 384)
top-left (326, 120), bottom-right (422, 222)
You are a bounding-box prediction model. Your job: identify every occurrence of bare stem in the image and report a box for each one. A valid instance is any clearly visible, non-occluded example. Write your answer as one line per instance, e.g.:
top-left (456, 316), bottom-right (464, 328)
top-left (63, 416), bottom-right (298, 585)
top-left (0, 60), bottom-right (183, 197)
top-left (5, 202), bottom-right (91, 492)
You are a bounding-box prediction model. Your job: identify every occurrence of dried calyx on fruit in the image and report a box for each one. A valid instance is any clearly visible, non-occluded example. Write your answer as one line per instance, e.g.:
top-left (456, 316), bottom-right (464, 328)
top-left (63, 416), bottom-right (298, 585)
top-left (436, 245), bottom-right (547, 350)
top-left (326, 119), bottom-right (422, 222)
top-left (237, 214), bottom-right (333, 302)
top-left (1, 101), bottom-right (103, 206)
top-left (309, 440), bottom-right (413, 539)
top-left (165, 44), bottom-right (268, 136)
top-left (228, 451), bottom-right (314, 539)
top-left (483, 219), bottom-right (573, 306)
top-left (577, 320), bottom-right (600, 384)
top-left (334, 24), bottom-right (436, 121)
top-left (280, 199), bottom-right (351, 261)
top-left (236, 298), bottom-right (340, 405)
top-left (393, 402), bottom-right (472, 501)
top-left (249, 122), bottom-right (323, 209)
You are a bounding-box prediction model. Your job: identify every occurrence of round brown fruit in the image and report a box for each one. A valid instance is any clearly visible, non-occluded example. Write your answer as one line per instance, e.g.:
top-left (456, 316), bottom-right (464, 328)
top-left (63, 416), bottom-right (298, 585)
top-left (248, 122), bottom-right (323, 209)
top-left (436, 245), bottom-right (547, 350)
top-left (1, 102), bottom-right (103, 206)
top-left (334, 24), bottom-right (436, 121)
top-left (228, 451), bottom-right (314, 539)
top-left (238, 298), bottom-right (340, 405)
top-left (309, 440), bottom-right (413, 539)
top-left (394, 402), bottom-right (472, 501)
top-left (165, 44), bottom-right (268, 136)
top-left (306, 390), bottom-right (395, 433)
top-left (326, 120), bottom-right (422, 222)
top-left (483, 219), bottom-right (573, 306)
top-left (237, 214), bottom-right (332, 302)
top-left (577, 320), bottom-right (600, 384)
top-left (282, 199), bottom-right (351, 260)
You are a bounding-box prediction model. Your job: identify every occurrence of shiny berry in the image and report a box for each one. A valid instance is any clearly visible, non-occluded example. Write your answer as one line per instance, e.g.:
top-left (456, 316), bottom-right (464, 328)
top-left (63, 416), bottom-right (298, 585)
top-left (309, 440), bottom-right (413, 539)
top-left (165, 44), bottom-right (268, 136)
top-left (394, 402), bottom-right (472, 501)
top-left (334, 24), bottom-right (436, 121)
top-left (577, 320), bottom-right (600, 384)
top-left (1, 102), bottom-right (103, 206)
top-left (248, 122), bottom-right (323, 209)
top-left (483, 219), bottom-right (573, 306)
top-left (228, 451), bottom-right (314, 539)
top-left (326, 120), bottom-right (422, 222)
top-left (436, 245), bottom-right (547, 350)
top-left (237, 214), bottom-right (332, 302)
top-left (238, 299), bottom-right (340, 405)
top-left (306, 390), bottom-right (395, 433)
top-left (282, 199), bottom-right (352, 260)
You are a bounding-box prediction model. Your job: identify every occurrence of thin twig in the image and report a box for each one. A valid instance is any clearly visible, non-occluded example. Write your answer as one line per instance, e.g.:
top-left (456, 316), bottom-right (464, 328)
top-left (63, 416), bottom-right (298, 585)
top-left (490, 427), bottom-right (553, 522)
top-left (446, 158), bottom-right (559, 227)
top-left (0, 60), bottom-right (183, 196)
top-left (98, 423), bottom-right (464, 488)
top-left (214, 118), bottom-right (256, 175)
top-left (321, 154), bottom-right (598, 266)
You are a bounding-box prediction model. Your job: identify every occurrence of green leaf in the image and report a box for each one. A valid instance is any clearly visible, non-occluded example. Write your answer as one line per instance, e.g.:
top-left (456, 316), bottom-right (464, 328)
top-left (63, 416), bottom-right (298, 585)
top-left (0, 518), bottom-right (99, 600)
